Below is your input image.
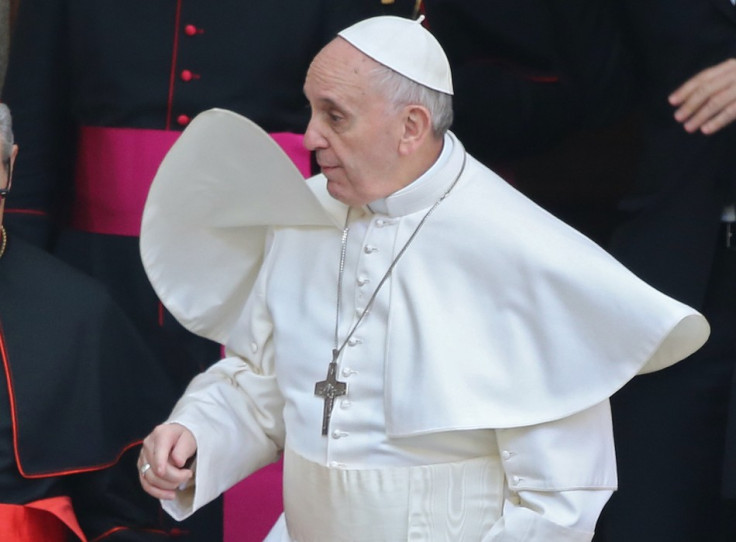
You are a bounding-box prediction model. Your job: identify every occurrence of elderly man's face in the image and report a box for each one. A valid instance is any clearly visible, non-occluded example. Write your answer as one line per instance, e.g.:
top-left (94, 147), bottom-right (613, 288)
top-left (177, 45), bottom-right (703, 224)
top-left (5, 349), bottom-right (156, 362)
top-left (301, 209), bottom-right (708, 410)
top-left (0, 141), bottom-right (6, 183)
top-left (0, 140), bottom-right (17, 216)
top-left (0, 143), bottom-right (8, 214)
top-left (303, 38), bottom-right (406, 207)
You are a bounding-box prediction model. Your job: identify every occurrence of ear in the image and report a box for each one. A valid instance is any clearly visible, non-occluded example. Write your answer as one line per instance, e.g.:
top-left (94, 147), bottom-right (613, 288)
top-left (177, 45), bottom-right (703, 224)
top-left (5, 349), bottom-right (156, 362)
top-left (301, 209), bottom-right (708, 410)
top-left (398, 105), bottom-right (432, 156)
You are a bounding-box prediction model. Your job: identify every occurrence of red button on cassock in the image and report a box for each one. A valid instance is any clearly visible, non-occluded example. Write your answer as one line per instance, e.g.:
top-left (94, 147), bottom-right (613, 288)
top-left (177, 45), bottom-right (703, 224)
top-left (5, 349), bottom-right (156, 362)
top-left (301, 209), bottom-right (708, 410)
top-left (184, 24), bottom-right (198, 36)
top-left (177, 115), bottom-right (191, 126)
top-left (180, 69), bottom-right (193, 82)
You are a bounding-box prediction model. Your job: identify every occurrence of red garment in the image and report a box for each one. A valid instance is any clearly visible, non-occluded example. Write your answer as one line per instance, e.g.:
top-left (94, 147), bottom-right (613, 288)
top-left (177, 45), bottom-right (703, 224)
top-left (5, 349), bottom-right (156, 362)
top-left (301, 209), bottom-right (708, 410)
top-left (0, 496), bottom-right (85, 542)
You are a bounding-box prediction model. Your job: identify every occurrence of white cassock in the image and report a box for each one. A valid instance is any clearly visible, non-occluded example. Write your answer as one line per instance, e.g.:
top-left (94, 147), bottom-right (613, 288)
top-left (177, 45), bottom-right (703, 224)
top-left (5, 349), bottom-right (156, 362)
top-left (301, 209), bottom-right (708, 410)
top-left (141, 110), bottom-right (709, 541)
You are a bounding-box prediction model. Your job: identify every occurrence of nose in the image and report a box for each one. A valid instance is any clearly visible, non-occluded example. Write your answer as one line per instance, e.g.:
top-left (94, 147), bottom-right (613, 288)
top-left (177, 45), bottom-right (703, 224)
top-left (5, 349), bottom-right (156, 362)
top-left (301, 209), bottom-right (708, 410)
top-left (303, 118), bottom-right (327, 151)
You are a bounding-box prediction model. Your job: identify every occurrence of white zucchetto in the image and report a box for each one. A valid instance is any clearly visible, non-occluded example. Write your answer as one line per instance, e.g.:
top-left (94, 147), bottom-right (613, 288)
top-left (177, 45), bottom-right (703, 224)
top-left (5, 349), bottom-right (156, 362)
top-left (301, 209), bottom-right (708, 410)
top-left (337, 15), bottom-right (453, 95)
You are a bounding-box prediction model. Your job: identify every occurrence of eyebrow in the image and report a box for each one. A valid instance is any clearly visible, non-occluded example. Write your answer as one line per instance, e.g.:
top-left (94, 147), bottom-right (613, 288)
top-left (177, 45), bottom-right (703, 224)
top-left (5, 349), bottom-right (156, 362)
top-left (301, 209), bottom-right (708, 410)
top-left (312, 96), bottom-right (340, 109)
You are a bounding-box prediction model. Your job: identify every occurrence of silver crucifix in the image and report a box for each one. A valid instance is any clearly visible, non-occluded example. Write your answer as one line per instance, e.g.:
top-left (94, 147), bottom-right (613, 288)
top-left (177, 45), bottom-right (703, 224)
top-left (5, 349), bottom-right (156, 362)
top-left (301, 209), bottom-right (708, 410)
top-left (314, 349), bottom-right (348, 436)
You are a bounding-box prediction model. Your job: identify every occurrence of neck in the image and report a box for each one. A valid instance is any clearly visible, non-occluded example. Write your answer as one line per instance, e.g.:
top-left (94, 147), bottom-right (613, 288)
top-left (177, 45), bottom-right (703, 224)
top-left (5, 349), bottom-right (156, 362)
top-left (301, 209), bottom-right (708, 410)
top-left (394, 136), bottom-right (445, 195)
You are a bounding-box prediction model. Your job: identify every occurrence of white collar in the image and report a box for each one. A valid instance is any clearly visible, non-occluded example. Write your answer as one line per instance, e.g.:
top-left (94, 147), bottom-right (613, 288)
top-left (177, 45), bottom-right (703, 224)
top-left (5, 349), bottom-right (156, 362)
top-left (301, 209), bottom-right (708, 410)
top-left (367, 133), bottom-right (459, 218)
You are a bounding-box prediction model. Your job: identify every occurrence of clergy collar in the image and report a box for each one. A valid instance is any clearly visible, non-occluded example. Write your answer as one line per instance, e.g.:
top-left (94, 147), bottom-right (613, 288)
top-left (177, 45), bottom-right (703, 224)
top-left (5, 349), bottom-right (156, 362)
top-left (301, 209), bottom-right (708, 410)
top-left (366, 132), bottom-right (461, 218)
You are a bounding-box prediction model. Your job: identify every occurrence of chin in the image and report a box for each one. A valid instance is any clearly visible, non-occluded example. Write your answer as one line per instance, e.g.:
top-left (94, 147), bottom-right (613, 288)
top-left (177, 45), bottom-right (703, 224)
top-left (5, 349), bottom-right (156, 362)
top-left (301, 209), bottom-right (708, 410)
top-left (326, 183), bottom-right (360, 206)
top-left (325, 181), bottom-right (344, 201)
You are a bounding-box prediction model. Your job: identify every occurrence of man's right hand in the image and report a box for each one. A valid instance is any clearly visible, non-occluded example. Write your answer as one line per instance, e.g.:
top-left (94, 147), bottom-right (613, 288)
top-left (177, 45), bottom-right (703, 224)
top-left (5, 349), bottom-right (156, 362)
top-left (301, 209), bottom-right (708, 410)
top-left (138, 422), bottom-right (197, 500)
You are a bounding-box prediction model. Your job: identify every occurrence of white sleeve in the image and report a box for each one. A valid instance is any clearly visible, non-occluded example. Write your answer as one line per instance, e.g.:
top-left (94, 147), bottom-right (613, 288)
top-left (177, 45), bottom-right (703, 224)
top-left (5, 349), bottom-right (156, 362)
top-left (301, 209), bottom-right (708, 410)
top-left (162, 259), bottom-right (285, 520)
top-left (485, 400), bottom-right (617, 541)
top-left (162, 355), bottom-right (285, 520)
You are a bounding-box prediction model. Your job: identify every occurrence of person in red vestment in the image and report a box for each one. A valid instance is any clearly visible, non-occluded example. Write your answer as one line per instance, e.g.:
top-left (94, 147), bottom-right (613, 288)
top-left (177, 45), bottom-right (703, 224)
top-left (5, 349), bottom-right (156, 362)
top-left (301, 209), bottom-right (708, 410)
top-left (0, 103), bottom-right (181, 541)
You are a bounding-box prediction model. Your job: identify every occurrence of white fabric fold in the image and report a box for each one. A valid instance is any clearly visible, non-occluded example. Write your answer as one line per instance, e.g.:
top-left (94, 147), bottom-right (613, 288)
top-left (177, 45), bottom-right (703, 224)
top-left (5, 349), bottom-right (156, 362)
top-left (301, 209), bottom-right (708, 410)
top-left (140, 109), bottom-right (337, 345)
top-left (141, 111), bottom-right (709, 433)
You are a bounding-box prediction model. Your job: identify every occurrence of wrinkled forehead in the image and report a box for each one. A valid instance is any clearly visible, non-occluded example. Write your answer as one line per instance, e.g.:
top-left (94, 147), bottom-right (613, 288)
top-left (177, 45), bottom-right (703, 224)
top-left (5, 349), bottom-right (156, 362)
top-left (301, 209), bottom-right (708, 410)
top-left (305, 38), bottom-right (381, 93)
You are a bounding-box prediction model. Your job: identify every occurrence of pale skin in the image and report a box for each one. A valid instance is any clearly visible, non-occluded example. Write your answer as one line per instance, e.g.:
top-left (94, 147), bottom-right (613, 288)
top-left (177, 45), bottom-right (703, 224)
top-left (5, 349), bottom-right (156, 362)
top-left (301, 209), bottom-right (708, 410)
top-left (302, 37), bottom-right (443, 207)
top-left (669, 57), bottom-right (736, 135)
top-left (138, 37), bottom-right (443, 500)
top-left (138, 423), bottom-right (196, 500)
top-left (0, 140), bottom-right (19, 223)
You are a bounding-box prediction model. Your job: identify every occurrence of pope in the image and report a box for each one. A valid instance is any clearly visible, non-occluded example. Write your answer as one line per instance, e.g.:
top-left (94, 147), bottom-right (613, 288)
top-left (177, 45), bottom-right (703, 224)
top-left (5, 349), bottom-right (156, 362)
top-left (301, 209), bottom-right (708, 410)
top-left (137, 16), bottom-right (709, 541)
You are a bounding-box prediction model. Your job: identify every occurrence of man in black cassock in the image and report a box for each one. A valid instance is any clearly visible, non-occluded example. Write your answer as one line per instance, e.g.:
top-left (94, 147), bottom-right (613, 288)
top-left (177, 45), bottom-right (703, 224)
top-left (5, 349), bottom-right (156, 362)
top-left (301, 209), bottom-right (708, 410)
top-left (0, 102), bottom-right (181, 541)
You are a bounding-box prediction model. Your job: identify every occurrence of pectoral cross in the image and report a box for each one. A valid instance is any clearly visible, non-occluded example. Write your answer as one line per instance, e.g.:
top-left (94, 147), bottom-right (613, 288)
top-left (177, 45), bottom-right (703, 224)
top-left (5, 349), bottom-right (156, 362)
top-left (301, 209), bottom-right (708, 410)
top-left (314, 349), bottom-right (348, 436)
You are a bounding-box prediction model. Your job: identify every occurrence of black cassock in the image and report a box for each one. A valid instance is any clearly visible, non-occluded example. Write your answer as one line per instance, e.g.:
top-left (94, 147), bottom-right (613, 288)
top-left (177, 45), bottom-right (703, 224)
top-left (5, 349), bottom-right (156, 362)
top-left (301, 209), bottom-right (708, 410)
top-left (0, 234), bottom-right (180, 540)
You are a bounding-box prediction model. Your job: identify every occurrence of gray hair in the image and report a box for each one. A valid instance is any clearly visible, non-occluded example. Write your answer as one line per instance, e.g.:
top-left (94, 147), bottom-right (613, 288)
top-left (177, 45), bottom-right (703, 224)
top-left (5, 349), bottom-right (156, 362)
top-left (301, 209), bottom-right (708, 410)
top-left (0, 103), bottom-right (13, 163)
top-left (369, 63), bottom-right (453, 138)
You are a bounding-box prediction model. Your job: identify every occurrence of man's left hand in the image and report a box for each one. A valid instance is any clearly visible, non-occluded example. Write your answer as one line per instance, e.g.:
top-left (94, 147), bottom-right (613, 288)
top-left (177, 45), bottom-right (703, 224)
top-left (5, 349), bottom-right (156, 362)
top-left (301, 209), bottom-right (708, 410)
top-left (669, 58), bottom-right (736, 135)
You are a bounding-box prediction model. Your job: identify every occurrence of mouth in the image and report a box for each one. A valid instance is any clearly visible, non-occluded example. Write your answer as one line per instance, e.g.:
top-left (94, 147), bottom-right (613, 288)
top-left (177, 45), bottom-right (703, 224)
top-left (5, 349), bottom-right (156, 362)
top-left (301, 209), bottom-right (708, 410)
top-left (316, 153), bottom-right (338, 173)
top-left (319, 164), bottom-right (339, 175)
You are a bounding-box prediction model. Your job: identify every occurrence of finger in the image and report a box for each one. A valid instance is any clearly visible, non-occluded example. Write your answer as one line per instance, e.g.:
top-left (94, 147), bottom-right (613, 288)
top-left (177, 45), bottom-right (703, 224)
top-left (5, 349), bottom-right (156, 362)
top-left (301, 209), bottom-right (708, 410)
top-left (137, 451), bottom-right (156, 483)
top-left (140, 457), bottom-right (193, 490)
top-left (680, 84), bottom-right (736, 133)
top-left (669, 59), bottom-right (736, 107)
top-left (147, 465), bottom-right (193, 489)
top-left (139, 471), bottom-right (179, 501)
top-left (669, 68), bottom-right (712, 108)
top-left (700, 88), bottom-right (736, 134)
top-left (141, 428), bottom-right (167, 473)
top-left (170, 431), bottom-right (197, 469)
top-left (148, 425), bottom-right (182, 475)
top-left (670, 60), bottom-right (736, 132)
top-left (137, 452), bottom-right (147, 471)
top-left (138, 460), bottom-right (153, 478)
top-left (673, 79), bottom-right (734, 129)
